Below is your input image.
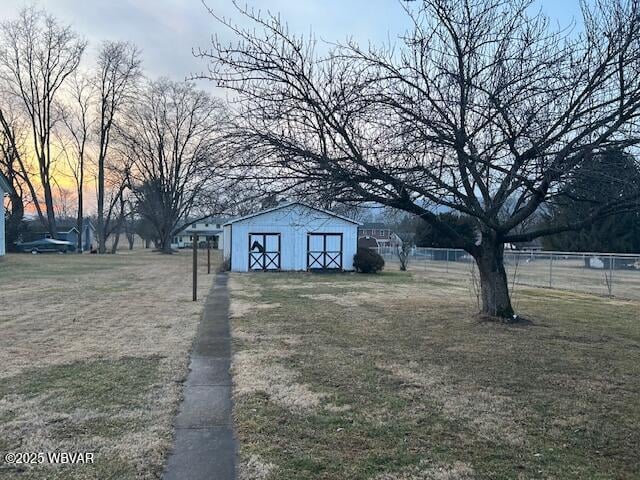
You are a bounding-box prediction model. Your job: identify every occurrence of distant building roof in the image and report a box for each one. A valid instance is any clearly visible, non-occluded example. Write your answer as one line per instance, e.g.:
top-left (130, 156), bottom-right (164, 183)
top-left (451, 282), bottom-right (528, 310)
top-left (360, 222), bottom-right (389, 230)
top-left (31, 227), bottom-right (79, 236)
top-left (193, 216), bottom-right (231, 225)
top-left (224, 201), bottom-right (361, 226)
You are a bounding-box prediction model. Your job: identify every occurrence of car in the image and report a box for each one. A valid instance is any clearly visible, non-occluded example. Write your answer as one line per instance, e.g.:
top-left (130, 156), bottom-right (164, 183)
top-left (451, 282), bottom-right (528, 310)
top-left (17, 238), bottom-right (76, 254)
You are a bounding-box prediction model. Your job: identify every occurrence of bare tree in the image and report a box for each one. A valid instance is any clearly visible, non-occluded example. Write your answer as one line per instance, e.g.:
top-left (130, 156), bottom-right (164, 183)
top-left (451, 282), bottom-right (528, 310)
top-left (60, 73), bottom-right (95, 252)
top-left (0, 7), bottom-right (86, 238)
top-left (98, 151), bottom-right (131, 252)
top-left (108, 194), bottom-right (130, 254)
top-left (123, 212), bottom-right (137, 250)
top-left (119, 79), bottom-right (223, 253)
top-left (0, 105), bottom-right (28, 249)
top-left (201, 0), bottom-right (640, 320)
top-left (95, 41), bottom-right (141, 253)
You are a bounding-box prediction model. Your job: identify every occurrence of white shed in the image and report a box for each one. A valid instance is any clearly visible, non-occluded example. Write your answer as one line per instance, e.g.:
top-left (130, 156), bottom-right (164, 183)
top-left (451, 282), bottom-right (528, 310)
top-left (223, 202), bottom-right (359, 272)
top-left (0, 172), bottom-right (11, 256)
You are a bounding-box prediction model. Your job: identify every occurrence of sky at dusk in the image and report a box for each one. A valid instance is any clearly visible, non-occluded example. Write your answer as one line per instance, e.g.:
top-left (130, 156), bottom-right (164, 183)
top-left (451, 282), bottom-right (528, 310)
top-left (0, 0), bottom-right (590, 215)
top-left (0, 0), bottom-right (588, 92)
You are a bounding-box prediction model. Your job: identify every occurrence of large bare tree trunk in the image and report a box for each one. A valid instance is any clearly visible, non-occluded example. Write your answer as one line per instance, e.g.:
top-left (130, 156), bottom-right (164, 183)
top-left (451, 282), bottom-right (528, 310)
top-left (5, 182), bottom-right (24, 251)
top-left (110, 233), bottom-right (120, 254)
top-left (474, 238), bottom-right (514, 319)
top-left (160, 231), bottom-right (174, 254)
top-left (95, 41), bottom-right (141, 254)
top-left (76, 191), bottom-right (83, 253)
top-left (97, 154), bottom-right (106, 253)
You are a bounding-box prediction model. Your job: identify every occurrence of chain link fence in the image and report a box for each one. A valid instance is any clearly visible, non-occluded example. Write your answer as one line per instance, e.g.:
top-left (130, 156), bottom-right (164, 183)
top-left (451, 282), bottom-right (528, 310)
top-left (375, 246), bottom-right (640, 301)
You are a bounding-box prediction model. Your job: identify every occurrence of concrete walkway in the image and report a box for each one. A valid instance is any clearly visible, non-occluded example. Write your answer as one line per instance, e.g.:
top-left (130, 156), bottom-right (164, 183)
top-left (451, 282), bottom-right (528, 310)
top-left (163, 273), bottom-right (236, 480)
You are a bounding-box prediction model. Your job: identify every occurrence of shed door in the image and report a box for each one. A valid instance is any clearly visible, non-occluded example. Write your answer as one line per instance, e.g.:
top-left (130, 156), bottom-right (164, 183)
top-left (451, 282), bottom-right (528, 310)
top-left (308, 233), bottom-right (343, 270)
top-left (249, 233), bottom-right (280, 270)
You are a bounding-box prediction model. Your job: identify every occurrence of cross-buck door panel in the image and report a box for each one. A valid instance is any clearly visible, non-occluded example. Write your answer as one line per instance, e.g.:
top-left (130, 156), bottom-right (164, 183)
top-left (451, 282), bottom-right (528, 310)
top-left (307, 233), bottom-right (343, 270)
top-left (249, 233), bottom-right (281, 270)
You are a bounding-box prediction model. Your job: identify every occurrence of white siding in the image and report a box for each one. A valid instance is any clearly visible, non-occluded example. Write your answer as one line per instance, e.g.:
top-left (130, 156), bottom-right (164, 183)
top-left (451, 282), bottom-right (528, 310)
top-left (223, 224), bottom-right (232, 261)
top-left (226, 204), bottom-right (358, 272)
top-left (171, 231), bottom-right (224, 250)
top-left (0, 185), bottom-right (5, 256)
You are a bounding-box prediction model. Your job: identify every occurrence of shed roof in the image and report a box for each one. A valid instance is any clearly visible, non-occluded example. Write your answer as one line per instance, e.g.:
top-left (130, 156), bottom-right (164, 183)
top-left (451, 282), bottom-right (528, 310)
top-left (224, 201), bottom-right (361, 226)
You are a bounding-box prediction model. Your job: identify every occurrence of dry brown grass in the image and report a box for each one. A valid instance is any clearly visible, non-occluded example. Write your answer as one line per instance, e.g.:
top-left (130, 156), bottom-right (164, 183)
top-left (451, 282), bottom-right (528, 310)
top-left (228, 270), bottom-right (640, 480)
top-left (239, 454), bottom-right (276, 480)
top-left (0, 250), bottom-right (217, 479)
top-left (391, 255), bottom-right (640, 301)
top-left (228, 280), bottom-right (328, 412)
top-left (377, 362), bottom-right (524, 446)
top-left (374, 460), bottom-right (475, 480)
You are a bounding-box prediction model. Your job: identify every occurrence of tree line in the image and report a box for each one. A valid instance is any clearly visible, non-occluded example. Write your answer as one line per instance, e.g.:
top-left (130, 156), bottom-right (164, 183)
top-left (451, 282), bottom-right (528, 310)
top-left (0, 7), bottom-right (230, 254)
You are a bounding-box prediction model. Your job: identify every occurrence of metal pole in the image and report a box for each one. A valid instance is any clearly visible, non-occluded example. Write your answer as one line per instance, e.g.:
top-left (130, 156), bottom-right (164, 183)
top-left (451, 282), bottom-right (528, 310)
top-left (549, 253), bottom-right (553, 288)
top-left (207, 239), bottom-right (211, 275)
top-left (192, 234), bottom-right (198, 302)
top-left (609, 255), bottom-right (614, 297)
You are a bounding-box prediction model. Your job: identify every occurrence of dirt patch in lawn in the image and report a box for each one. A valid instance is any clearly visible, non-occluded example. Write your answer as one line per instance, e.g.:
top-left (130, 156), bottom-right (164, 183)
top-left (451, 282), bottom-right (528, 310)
top-left (239, 454), bottom-right (276, 480)
top-left (374, 460), bottom-right (475, 480)
top-left (232, 348), bottom-right (328, 411)
top-left (229, 300), bottom-right (281, 318)
top-left (378, 362), bottom-right (524, 446)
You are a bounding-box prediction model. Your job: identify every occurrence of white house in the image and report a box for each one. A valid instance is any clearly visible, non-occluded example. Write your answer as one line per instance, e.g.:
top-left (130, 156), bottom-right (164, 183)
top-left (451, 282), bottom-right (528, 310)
top-left (171, 217), bottom-right (229, 250)
top-left (0, 172), bottom-right (11, 256)
top-left (223, 202), bottom-right (360, 272)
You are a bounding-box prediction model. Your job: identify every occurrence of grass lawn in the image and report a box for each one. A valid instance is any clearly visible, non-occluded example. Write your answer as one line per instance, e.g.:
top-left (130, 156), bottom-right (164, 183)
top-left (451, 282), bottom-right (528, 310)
top-left (228, 270), bottom-right (640, 479)
top-left (0, 249), bottom-right (217, 479)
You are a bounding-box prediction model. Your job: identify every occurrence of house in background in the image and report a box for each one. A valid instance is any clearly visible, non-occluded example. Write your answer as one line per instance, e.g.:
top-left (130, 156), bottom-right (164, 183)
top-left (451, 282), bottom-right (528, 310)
top-left (44, 227), bottom-right (79, 245)
top-left (223, 201), bottom-right (360, 272)
top-left (26, 219), bottom-right (96, 251)
top-left (80, 221), bottom-right (97, 251)
top-left (359, 222), bottom-right (390, 247)
top-left (0, 172), bottom-right (12, 256)
top-left (358, 222), bottom-right (403, 249)
top-left (171, 217), bottom-right (230, 250)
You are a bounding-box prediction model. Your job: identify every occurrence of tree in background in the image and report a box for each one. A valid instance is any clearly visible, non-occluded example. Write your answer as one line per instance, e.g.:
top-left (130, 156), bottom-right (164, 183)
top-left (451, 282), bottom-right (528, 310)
top-left (95, 41), bottom-right (141, 253)
top-left (123, 213), bottom-right (137, 250)
top-left (410, 213), bottom-right (476, 250)
top-left (0, 106), bottom-right (28, 250)
top-left (543, 149), bottom-right (640, 253)
top-left (100, 151), bottom-right (132, 253)
top-left (204, 0), bottom-right (640, 319)
top-left (121, 79), bottom-right (224, 253)
top-left (134, 217), bottom-right (158, 249)
top-left (0, 7), bottom-right (86, 238)
top-left (60, 73), bottom-right (95, 252)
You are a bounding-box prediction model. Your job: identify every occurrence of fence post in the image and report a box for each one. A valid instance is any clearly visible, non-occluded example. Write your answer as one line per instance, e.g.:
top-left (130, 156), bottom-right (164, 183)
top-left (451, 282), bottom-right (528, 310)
top-left (192, 234), bottom-right (198, 302)
top-left (207, 239), bottom-right (211, 275)
top-left (446, 249), bottom-right (449, 273)
top-left (609, 256), bottom-right (615, 297)
top-left (549, 253), bottom-right (553, 288)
